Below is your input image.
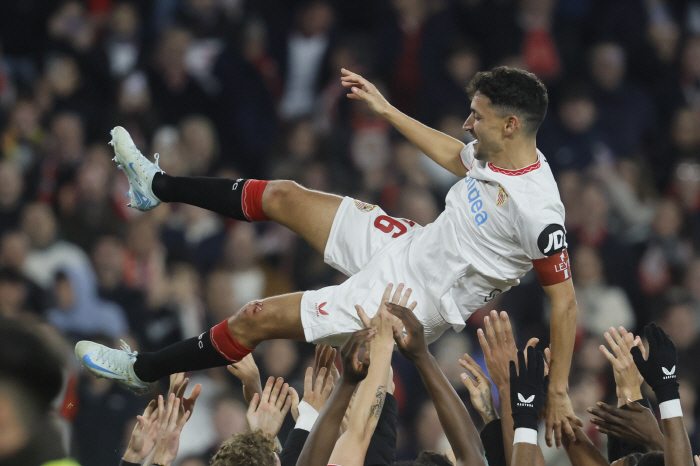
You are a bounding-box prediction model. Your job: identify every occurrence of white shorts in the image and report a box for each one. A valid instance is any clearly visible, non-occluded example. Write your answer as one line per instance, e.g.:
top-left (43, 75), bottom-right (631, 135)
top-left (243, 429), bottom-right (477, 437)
top-left (300, 197), bottom-right (452, 346)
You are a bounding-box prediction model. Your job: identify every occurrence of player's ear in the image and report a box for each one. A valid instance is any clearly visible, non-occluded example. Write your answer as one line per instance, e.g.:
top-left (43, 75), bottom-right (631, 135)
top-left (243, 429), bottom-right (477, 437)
top-left (503, 114), bottom-right (519, 135)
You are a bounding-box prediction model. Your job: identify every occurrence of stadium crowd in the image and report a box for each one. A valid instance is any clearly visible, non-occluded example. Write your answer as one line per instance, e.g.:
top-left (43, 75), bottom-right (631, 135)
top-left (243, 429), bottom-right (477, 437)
top-left (3, 0), bottom-right (700, 464)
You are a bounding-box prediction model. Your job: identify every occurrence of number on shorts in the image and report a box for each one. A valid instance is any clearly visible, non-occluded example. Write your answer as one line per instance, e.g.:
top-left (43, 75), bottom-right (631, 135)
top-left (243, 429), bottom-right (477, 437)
top-left (374, 215), bottom-right (415, 238)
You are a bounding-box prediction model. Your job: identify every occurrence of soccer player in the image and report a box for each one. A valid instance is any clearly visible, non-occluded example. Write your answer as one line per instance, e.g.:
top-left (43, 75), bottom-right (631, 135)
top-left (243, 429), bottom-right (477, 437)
top-left (76, 66), bottom-right (581, 447)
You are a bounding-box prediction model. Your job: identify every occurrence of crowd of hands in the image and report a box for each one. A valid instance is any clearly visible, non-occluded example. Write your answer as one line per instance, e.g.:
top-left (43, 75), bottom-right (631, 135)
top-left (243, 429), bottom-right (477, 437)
top-left (119, 284), bottom-right (699, 466)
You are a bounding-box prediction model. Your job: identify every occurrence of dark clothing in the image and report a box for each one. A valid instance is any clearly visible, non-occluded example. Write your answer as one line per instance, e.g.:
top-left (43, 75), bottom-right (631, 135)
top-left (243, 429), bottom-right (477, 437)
top-left (280, 428), bottom-right (310, 466)
top-left (480, 419), bottom-right (507, 466)
top-left (606, 398), bottom-right (653, 463)
top-left (118, 461), bottom-right (140, 466)
top-left (365, 393), bottom-right (399, 466)
top-left (73, 381), bottom-right (146, 466)
top-left (278, 393), bottom-right (399, 466)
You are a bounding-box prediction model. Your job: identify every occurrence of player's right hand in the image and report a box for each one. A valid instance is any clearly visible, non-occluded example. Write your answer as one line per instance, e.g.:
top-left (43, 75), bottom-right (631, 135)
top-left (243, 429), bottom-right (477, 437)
top-left (341, 68), bottom-right (391, 117)
top-left (543, 390), bottom-right (582, 448)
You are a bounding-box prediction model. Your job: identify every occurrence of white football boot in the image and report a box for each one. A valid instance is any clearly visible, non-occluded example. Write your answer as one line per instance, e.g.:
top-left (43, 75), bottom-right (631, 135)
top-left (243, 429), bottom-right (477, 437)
top-left (75, 339), bottom-right (156, 395)
top-left (110, 126), bottom-right (163, 211)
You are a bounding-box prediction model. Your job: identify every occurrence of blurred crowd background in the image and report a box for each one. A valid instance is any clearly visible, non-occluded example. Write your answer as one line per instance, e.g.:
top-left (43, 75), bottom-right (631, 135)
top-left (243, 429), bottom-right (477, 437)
top-left (2, 0), bottom-right (700, 464)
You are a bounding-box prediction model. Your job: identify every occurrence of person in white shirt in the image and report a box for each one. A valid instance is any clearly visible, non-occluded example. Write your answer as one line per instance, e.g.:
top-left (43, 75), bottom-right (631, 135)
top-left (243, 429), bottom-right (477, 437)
top-left (77, 65), bottom-right (581, 449)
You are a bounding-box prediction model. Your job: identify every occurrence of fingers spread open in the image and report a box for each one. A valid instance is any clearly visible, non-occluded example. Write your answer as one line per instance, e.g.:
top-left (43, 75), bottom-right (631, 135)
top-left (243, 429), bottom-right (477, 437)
top-left (355, 305), bottom-right (371, 329)
top-left (304, 367), bottom-right (313, 395)
top-left (276, 383), bottom-right (290, 409)
top-left (484, 316), bottom-right (497, 347)
top-left (544, 420), bottom-right (553, 448)
top-left (477, 328), bottom-right (491, 356)
top-left (491, 310), bottom-right (505, 341)
top-left (501, 311), bottom-right (514, 342)
top-left (248, 393), bottom-right (259, 414)
top-left (270, 377), bottom-right (284, 404)
top-left (391, 283), bottom-right (405, 304)
top-left (261, 376), bottom-right (275, 403)
top-left (381, 283), bottom-right (394, 305)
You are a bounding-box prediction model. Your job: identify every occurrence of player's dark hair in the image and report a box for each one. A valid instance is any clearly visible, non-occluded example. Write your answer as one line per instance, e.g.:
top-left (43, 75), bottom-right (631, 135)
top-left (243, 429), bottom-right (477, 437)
top-left (635, 451), bottom-right (664, 466)
top-left (466, 66), bottom-right (548, 136)
top-left (413, 451), bottom-right (454, 466)
top-left (0, 317), bottom-right (65, 412)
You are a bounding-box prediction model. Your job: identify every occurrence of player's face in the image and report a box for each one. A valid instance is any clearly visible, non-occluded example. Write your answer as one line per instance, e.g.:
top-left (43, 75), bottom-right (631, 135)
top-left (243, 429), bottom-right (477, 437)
top-left (463, 93), bottom-right (504, 162)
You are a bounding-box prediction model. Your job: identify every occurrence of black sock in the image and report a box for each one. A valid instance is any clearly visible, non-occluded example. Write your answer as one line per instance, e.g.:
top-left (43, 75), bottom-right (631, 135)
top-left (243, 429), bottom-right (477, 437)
top-left (133, 332), bottom-right (231, 382)
top-left (151, 173), bottom-right (251, 221)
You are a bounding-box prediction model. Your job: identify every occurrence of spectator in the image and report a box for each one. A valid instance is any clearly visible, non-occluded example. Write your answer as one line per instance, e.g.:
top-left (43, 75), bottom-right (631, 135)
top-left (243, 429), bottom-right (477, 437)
top-left (573, 246), bottom-right (635, 336)
top-left (539, 84), bottom-right (613, 174)
top-left (20, 202), bottom-right (91, 290)
top-left (46, 265), bottom-right (128, 340)
top-left (589, 42), bottom-right (657, 158)
top-left (0, 316), bottom-right (77, 466)
top-left (278, 1), bottom-right (335, 120)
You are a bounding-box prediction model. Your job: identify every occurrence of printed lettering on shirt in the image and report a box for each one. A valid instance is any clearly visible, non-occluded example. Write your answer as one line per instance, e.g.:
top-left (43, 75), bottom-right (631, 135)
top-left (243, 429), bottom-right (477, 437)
top-left (465, 176), bottom-right (488, 226)
top-left (532, 249), bottom-right (571, 286)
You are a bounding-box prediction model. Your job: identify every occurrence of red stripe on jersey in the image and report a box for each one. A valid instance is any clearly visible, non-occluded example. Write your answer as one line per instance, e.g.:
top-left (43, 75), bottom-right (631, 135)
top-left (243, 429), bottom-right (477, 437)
top-left (459, 150), bottom-right (469, 172)
top-left (532, 249), bottom-right (571, 286)
top-left (488, 159), bottom-right (541, 176)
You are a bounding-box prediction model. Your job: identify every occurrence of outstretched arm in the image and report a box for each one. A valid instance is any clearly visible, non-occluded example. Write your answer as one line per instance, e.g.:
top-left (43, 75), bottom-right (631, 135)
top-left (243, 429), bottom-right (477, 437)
top-left (632, 323), bottom-right (692, 466)
top-left (542, 279), bottom-right (582, 448)
top-left (329, 284), bottom-right (407, 466)
top-left (467, 310), bottom-right (546, 466)
top-left (341, 69), bottom-right (467, 177)
top-left (387, 302), bottom-right (486, 466)
top-left (296, 329), bottom-right (375, 466)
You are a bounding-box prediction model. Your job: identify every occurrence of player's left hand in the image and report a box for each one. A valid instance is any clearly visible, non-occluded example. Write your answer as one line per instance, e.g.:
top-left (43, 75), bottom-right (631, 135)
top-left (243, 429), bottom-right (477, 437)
top-left (543, 390), bottom-right (582, 448)
top-left (340, 68), bottom-right (391, 117)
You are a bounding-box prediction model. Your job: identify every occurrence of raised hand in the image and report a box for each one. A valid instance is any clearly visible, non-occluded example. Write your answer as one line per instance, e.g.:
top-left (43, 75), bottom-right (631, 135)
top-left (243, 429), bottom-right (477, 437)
top-left (510, 347), bottom-right (547, 432)
top-left (459, 353), bottom-right (498, 424)
top-left (385, 301), bottom-right (427, 362)
top-left (477, 310), bottom-right (537, 390)
top-left (246, 376), bottom-right (292, 439)
top-left (630, 323), bottom-right (680, 404)
top-left (340, 68), bottom-right (391, 116)
top-left (314, 345), bottom-right (339, 385)
top-left (227, 353), bottom-right (263, 405)
top-left (167, 372), bottom-right (202, 422)
top-left (123, 400), bottom-right (160, 463)
top-left (150, 394), bottom-right (191, 466)
top-left (588, 400), bottom-right (664, 451)
top-left (302, 366), bottom-right (335, 414)
top-left (599, 327), bottom-right (643, 404)
top-left (339, 328), bottom-right (376, 385)
top-left (356, 283), bottom-right (415, 343)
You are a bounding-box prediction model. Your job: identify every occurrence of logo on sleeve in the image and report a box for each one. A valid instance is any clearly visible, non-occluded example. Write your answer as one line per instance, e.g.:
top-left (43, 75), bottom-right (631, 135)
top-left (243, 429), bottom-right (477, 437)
top-left (537, 224), bottom-right (567, 256)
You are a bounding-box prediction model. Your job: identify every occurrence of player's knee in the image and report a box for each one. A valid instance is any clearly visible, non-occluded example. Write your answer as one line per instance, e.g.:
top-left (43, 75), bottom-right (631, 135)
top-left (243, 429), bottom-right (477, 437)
top-left (262, 180), bottom-right (302, 215)
top-left (227, 300), bottom-right (269, 345)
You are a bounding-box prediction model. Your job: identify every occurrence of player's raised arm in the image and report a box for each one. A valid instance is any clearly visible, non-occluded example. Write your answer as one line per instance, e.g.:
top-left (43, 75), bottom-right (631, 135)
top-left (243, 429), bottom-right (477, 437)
top-left (631, 323), bottom-right (693, 466)
top-left (341, 68), bottom-right (467, 177)
top-left (541, 278), bottom-right (581, 447)
top-left (387, 302), bottom-right (486, 466)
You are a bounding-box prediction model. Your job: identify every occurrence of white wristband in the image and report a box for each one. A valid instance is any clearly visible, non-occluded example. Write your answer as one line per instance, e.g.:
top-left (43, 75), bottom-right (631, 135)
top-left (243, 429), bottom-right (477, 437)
top-left (295, 401), bottom-right (320, 431)
top-left (659, 399), bottom-right (682, 419)
top-left (513, 428), bottom-right (538, 445)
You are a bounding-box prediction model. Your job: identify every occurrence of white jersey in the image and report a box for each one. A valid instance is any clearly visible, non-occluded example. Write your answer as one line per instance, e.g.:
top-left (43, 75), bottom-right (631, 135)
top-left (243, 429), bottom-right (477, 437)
top-left (407, 141), bottom-right (570, 330)
top-left (300, 141), bottom-right (571, 345)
